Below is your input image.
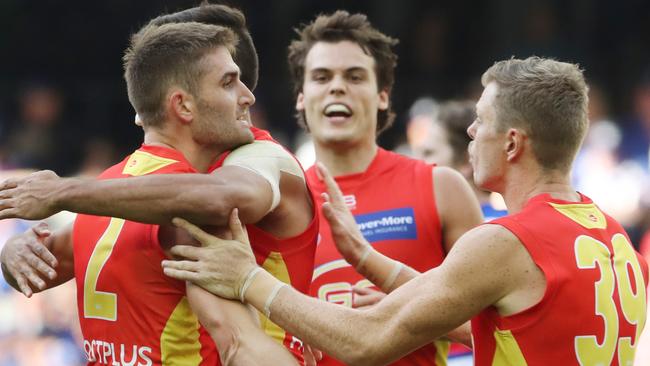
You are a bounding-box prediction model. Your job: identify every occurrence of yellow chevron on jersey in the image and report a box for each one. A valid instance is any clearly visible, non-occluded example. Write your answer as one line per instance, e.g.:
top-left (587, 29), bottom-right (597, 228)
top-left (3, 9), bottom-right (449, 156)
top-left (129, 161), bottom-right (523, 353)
top-left (492, 329), bottom-right (527, 365)
top-left (160, 297), bottom-right (203, 365)
top-left (259, 251), bottom-right (291, 344)
top-left (122, 150), bottom-right (179, 177)
top-left (549, 202), bottom-right (607, 230)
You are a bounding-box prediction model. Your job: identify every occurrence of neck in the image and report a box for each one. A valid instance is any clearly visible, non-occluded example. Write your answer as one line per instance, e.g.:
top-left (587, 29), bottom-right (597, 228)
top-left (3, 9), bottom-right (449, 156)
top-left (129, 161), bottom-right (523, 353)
top-left (144, 129), bottom-right (221, 173)
top-left (500, 166), bottom-right (579, 214)
top-left (314, 138), bottom-right (378, 176)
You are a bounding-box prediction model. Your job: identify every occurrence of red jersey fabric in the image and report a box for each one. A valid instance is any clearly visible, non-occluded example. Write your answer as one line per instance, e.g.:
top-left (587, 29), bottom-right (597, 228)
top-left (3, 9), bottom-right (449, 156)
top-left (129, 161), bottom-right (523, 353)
top-left (473, 193), bottom-right (649, 366)
top-left (215, 127), bottom-right (319, 363)
top-left (307, 148), bottom-right (449, 366)
top-left (73, 144), bottom-right (218, 366)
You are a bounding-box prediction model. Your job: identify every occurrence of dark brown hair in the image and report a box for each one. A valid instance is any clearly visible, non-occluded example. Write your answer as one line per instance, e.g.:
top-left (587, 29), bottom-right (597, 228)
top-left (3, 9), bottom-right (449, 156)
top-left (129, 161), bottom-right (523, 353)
top-left (436, 100), bottom-right (476, 167)
top-left (148, 3), bottom-right (258, 91)
top-left (288, 10), bottom-right (398, 135)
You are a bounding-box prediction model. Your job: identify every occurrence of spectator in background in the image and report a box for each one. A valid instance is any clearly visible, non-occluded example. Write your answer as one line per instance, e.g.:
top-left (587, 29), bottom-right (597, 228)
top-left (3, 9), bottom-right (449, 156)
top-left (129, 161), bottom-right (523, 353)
top-left (2, 82), bottom-right (79, 175)
top-left (619, 71), bottom-right (650, 172)
top-left (407, 100), bottom-right (507, 221)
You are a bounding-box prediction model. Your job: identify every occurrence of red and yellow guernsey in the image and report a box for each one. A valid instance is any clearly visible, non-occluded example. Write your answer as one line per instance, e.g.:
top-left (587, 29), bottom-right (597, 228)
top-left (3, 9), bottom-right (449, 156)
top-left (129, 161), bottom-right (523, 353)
top-left (473, 193), bottom-right (648, 366)
top-left (74, 145), bottom-right (217, 365)
top-left (213, 127), bottom-right (319, 363)
top-left (74, 128), bottom-right (318, 365)
top-left (307, 148), bottom-right (449, 366)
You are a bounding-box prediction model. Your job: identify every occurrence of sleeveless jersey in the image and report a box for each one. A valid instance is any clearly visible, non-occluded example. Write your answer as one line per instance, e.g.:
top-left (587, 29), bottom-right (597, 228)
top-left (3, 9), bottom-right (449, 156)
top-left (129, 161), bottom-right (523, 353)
top-left (307, 148), bottom-right (449, 366)
top-left (214, 127), bottom-right (319, 363)
top-left (73, 145), bottom-right (218, 366)
top-left (473, 193), bottom-right (649, 366)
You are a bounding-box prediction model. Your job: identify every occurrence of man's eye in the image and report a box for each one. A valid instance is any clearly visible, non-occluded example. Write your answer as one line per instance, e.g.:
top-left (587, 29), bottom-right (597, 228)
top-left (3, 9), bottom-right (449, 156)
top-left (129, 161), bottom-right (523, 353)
top-left (350, 74), bottom-right (363, 82)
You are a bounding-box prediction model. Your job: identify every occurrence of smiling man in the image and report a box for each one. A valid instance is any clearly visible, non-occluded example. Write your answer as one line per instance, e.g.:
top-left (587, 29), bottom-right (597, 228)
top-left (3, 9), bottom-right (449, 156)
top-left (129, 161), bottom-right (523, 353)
top-left (285, 11), bottom-right (482, 365)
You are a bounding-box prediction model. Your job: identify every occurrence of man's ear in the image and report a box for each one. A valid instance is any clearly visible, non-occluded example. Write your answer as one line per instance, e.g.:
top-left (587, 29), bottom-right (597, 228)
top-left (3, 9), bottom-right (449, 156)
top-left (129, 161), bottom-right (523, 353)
top-left (378, 89), bottom-right (389, 111)
top-left (295, 92), bottom-right (305, 112)
top-left (168, 89), bottom-right (195, 125)
top-left (505, 128), bottom-right (527, 162)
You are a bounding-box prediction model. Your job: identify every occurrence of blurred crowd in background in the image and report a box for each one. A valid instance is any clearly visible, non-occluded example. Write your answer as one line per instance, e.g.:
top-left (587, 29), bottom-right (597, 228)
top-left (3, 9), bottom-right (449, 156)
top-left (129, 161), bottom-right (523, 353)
top-left (1, 0), bottom-right (649, 364)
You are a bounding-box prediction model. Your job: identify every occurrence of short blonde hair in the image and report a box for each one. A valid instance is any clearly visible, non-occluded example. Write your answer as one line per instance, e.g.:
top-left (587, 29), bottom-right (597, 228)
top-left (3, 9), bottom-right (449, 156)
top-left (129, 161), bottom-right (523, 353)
top-left (482, 56), bottom-right (589, 172)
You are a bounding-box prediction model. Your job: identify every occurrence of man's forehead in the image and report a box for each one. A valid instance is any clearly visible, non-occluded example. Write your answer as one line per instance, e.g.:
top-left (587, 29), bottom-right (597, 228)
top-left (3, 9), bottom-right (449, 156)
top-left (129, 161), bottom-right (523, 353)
top-left (476, 82), bottom-right (498, 115)
top-left (204, 47), bottom-right (240, 75)
top-left (305, 40), bottom-right (375, 71)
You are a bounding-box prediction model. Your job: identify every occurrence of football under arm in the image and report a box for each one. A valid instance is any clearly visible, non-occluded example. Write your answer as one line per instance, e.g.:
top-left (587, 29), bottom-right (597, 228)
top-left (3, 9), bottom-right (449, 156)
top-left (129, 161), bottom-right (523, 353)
top-left (240, 225), bottom-right (521, 366)
top-left (186, 284), bottom-right (299, 366)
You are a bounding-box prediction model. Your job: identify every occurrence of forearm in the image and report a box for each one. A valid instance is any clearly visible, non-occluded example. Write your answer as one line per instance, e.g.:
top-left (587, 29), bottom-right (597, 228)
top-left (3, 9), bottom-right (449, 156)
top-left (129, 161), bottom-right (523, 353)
top-left (354, 248), bottom-right (420, 293)
top-left (356, 250), bottom-right (471, 344)
top-left (57, 175), bottom-right (232, 225)
top-left (244, 271), bottom-right (409, 366)
top-left (187, 284), bottom-right (297, 365)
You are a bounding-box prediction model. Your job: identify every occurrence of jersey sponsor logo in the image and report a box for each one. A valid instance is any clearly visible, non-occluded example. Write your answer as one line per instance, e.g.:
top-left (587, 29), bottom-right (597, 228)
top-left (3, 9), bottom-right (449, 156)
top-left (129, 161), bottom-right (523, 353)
top-left (354, 207), bottom-right (417, 243)
top-left (83, 339), bottom-right (153, 366)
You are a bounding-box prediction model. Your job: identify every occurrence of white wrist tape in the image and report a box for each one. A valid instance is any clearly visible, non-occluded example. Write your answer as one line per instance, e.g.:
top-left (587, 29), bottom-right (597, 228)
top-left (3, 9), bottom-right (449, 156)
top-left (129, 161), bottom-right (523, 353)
top-left (239, 267), bottom-right (263, 303)
top-left (355, 245), bottom-right (372, 271)
top-left (383, 262), bottom-right (404, 291)
top-left (264, 282), bottom-right (288, 319)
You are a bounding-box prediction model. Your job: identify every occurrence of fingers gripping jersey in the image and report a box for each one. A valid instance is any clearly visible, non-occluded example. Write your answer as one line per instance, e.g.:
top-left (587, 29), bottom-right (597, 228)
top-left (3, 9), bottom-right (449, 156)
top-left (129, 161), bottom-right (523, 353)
top-left (307, 148), bottom-right (449, 366)
top-left (473, 193), bottom-right (649, 366)
top-left (73, 145), bottom-right (217, 366)
top-left (214, 127), bottom-right (319, 363)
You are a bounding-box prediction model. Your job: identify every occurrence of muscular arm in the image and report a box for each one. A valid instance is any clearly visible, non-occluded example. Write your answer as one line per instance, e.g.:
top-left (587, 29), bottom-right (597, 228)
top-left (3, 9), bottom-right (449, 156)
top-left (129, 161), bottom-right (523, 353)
top-left (164, 216), bottom-right (545, 366)
top-left (433, 166), bottom-right (484, 253)
top-left (244, 224), bottom-right (535, 365)
top-left (1, 223), bottom-right (75, 297)
top-left (186, 284), bottom-right (298, 366)
top-left (54, 166), bottom-right (274, 226)
top-left (0, 141), bottom-right (306, 229)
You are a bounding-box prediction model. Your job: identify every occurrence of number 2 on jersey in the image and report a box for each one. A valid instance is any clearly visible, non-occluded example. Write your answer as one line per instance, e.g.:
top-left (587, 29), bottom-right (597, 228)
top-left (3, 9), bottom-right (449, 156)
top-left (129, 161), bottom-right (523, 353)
top-left (83, 218), bottom-right (125, 321)
top-left (574, 233), bottom-right (647, 365)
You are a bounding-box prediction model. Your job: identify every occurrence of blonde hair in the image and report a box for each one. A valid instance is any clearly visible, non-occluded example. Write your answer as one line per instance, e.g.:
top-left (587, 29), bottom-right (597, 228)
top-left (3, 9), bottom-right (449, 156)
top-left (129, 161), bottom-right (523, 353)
top-left (482, 56), bottom-right (589, 172)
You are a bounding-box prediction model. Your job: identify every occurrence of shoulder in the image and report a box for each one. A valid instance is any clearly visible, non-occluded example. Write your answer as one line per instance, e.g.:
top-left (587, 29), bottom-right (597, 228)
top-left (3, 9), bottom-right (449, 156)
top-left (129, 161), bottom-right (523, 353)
top-left (432, 166), bottom-right (466, 187)
top-left (224, 140), bottom-right (294, 162)
top-left (454, 223), bottom-right (520, 254)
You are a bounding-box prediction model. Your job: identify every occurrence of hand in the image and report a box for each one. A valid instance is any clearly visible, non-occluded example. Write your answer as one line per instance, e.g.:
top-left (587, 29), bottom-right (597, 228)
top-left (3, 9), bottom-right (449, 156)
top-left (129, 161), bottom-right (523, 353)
top-left (162, 208), bottom-right (257, 300)
top-left (303, 343), bottom-right (323, 366)
top-left (0, 170), bottom-right (62, 220)
top-left (0, 222), bottom-right (58, 297)
top-left (316, 162), bottom-right (369, 267)
top-left (352, 286), bottom-right (386, 309)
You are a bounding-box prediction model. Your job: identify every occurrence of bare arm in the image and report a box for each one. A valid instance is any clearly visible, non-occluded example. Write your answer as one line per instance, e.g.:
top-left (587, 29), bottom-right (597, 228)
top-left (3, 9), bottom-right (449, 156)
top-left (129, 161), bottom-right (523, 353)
top-left (1, 223), bottom-right (74, 297)
top-left (186, 283), bottom-right (298, 366)
top-left (317, 163), bottom-right (482, 293)
top-left (0, 166), bottom-right (274, 226)
top-left (164, 217), bottom-right (535, 366)
top-left (433, 166), bottom-right (484, 253)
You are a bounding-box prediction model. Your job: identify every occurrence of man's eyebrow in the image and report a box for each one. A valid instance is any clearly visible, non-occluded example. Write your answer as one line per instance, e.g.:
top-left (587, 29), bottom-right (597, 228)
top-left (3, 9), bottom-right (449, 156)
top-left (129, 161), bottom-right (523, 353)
top-left (220, 70), bottom-right (240, 82)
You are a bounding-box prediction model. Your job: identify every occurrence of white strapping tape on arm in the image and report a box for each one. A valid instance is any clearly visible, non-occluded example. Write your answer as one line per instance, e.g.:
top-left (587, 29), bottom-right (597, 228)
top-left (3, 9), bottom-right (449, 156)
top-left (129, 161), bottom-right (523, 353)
top-left (222, 140), bottom-right (305, 214)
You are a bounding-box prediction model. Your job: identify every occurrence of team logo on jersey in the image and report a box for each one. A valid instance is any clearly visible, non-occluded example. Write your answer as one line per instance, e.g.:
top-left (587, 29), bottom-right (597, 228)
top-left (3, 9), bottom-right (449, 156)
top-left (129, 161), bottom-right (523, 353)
top-left (343, 194), bottom-right (357, 209)
top-left (354, 207), bottom-right (417, 243)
